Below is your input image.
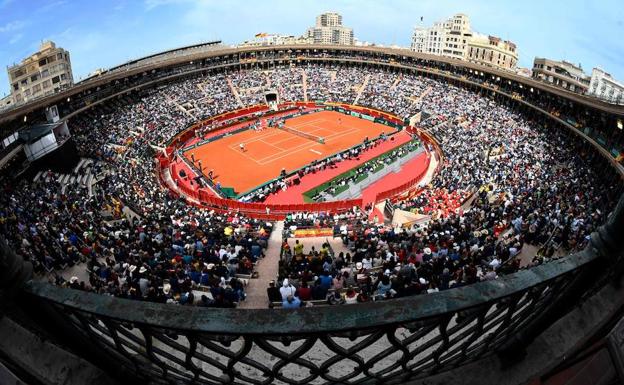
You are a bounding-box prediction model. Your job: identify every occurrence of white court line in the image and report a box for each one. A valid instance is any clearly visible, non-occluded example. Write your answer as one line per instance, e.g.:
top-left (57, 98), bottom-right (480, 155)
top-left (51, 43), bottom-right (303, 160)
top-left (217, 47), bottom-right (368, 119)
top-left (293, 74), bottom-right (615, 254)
top-left (230, 130), bottom-right (282, 147)
top-left (256, 139), bottom-right (324, 164)
top-left (258, 127), bottom-right (360, 165)
top-left (306, 123), bottom-right (361, 134)
top-left (310, 149), bottom-right (322, 155)
top-left (259, 139), bottom-right (285, 151)
top-left (223, 115), bottom-right (361, 166)
top-left (227, 132), bottom-right (282, 151)
top-left (323, 126), bottom-right (361, 140)
top-left (227, 118), bottom-right (327, 149)
top-left (257, 127), bottom-right (360, 165)
top-left (270, 135), bottom-right (305, 146)
top-left (227, 121), bottom-right (329, 156)
top-left (261, 124), bottom-right (327, 146)
top-left (280, 123), bottom-right (329, 139)
top-left (232, 147), bottom-right (264, 165)
top-left (287, 118), bottom-right (326, 128)
top-left (257, 125), bottom-right (350, 163)
top-left (226, 124), bottom-right (330, 164)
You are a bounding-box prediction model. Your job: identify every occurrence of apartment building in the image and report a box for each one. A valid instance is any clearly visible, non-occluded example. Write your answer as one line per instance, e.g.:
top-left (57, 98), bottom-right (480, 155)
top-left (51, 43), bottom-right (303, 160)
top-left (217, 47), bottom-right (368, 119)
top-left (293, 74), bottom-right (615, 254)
top-left (305, 12), bottom-right (354, 45)
top-left (411, 13), bottom-right (518, 70)
top-left (532, 58), bottom-right (590, 94)
top-left (7, 41), bottom-right (73, 105)
top-left (588, 67), bottom-right (624, 105)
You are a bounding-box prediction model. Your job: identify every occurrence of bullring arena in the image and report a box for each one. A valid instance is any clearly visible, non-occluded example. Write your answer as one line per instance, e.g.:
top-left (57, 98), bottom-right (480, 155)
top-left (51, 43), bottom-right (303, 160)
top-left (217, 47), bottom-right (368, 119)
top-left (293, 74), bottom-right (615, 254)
top-left (1, 44), bottom-right (624, 385)
top-left (165, 102), bottom-right (432, 217)
top-left (179, 109), bottom-right (398, 194)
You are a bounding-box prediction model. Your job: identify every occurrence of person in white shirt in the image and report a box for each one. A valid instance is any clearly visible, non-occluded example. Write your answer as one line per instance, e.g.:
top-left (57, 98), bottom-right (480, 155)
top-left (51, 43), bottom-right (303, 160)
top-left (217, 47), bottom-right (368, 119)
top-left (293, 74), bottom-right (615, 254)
top-left (279, 279), bottom-right (296, 301)
top-left (489, 257), bottom-right (501, 270)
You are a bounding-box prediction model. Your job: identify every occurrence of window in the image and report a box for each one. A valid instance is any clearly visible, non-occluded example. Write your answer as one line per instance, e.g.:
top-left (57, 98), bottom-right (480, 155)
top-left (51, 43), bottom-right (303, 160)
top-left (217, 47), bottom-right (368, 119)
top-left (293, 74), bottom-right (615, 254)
top-left (12, 68), bottom-right (25, 78)
top-left (41, 69), bottom-right (49, 77)
top-left (38, 58), bottom-right (48, 66)
top-left (12, 83), bottom-right (18, 91)
top-left (30, 74), bottom-right (40, 82)
top-left (52, 76), bottom-right (60, 84)
top-left (32, 84), bottom-right (41, 93)
top-left (57, 53), bottom-right (63, 60)
top-left (43, 80), bottom-right (51, 89)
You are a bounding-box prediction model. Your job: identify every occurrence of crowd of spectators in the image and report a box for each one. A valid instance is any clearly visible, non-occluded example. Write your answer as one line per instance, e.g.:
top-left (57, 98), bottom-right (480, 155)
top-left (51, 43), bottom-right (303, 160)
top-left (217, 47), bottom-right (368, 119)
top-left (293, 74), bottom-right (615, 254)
top-left (0, 63), bottom-right (619, 310)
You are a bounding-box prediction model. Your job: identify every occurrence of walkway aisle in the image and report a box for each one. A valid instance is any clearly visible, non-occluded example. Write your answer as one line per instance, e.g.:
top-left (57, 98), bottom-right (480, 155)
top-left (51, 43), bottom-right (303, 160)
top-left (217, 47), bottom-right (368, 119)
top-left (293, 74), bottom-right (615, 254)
top-left (166, 95), bottom-right (197, 120)
top-left (353, 74), bottom-right (370, 105)
top-left (239, 221), bottom-right (284, 309)
top-left (419, 150), bottom-right (439, 186)
top-left (226, 76), bottom-right (244, 108)
top-left (301, 68), bottom-right (308, 102)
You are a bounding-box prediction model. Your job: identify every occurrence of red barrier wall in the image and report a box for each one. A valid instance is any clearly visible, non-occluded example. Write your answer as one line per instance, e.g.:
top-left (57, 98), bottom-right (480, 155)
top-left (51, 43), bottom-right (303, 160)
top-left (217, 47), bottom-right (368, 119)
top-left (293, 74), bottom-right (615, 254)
top-left (159, 102), bottom-right (436, 219)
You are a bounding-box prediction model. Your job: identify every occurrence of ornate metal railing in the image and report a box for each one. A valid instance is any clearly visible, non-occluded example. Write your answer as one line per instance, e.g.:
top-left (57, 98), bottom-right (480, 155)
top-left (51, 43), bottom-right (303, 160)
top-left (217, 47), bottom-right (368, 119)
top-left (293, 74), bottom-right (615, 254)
top-left (19, 252), bottom-right (600, 385)
top-left (12, 193), bottom-right (622, 385)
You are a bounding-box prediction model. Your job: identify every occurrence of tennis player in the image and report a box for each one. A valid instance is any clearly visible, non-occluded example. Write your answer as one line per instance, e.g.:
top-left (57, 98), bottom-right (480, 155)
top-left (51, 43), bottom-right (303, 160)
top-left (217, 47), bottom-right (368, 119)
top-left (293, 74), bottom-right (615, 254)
top-left (240, 143), bottom-right (245, 152)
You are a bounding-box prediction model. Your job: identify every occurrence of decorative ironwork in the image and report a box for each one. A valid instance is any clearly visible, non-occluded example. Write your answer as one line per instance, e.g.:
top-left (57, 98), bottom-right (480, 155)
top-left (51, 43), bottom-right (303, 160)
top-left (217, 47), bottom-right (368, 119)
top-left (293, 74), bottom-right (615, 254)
top-left (22, 247), bottom-right (601, 385)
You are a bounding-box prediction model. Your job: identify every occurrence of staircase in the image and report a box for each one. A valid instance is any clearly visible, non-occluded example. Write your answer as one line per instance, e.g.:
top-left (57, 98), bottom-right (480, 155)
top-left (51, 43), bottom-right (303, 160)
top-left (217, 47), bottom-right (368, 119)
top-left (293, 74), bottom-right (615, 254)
top-left (353, 74), bottom-right (371, 105)
top-left (226, 76), bottom-right (244, 108)
top-left (301, 69), bottom-right (308, 102)
top-left (237, 221), bottom-right (284, 309)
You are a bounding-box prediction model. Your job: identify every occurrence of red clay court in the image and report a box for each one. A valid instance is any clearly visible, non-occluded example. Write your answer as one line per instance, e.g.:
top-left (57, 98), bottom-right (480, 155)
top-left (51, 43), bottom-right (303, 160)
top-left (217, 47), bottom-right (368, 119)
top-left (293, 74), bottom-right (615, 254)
top-left (183, 110), bottom-right (394, 194)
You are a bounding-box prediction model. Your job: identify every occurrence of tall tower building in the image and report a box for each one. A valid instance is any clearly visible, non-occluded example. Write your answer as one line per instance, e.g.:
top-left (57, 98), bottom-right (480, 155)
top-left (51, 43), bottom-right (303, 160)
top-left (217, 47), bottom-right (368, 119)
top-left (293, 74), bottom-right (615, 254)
top-left (306, 12), bottom-right (354, 45)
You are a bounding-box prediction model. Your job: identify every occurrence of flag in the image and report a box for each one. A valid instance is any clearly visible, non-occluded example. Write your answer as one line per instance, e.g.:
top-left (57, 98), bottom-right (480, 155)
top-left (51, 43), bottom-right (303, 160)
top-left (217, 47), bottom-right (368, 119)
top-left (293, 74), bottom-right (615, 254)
top-left (420, 16), bottom-right (423, 21)
top-left (255, 32), bottom-right (268, 38)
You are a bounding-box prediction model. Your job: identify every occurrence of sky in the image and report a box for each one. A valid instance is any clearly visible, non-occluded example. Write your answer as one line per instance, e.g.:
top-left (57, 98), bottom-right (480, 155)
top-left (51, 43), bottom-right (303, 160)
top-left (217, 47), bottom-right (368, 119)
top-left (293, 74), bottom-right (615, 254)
top-left (0, 0), bottom-right (623, 97)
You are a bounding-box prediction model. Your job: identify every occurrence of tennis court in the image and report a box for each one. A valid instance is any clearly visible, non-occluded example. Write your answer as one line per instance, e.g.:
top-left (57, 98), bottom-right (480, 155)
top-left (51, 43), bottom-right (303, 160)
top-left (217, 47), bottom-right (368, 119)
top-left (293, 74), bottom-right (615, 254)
top-left (183, 110), bottom-right (393, 194)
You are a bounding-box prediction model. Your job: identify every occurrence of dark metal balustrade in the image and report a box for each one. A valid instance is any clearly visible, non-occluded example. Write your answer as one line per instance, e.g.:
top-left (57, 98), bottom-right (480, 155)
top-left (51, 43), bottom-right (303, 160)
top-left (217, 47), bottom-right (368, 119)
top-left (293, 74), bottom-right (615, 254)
top-left (9, 193), bottom-right (621, 385)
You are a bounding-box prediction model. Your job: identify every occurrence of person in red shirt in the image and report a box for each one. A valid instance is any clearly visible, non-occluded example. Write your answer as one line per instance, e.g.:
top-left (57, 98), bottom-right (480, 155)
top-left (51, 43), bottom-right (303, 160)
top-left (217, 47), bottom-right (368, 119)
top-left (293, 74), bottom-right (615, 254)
top-left (297, 281), bottom-right (312, 301)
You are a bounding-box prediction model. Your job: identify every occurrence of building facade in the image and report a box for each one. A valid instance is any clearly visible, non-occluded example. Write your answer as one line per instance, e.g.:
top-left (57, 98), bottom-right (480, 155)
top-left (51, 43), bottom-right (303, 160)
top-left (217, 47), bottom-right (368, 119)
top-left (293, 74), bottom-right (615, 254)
top-left (411, 14), bottom-right (517, 70)
top-left (305, 12), bottom-right (354, 46)
top-left (466, 33), bottom-right (518, 70)
top-left (532, 58), bottom-right (590, 94)
top-left (0, 94), bottom-right (14, 112)
top-left (411, 14), bottom-right (471, 59)
top-left (7, 41), bottom-right (73, 105)
top-left (588, 67), bottom-right (624, 105)
top-left (239, 33), bottom-right (312, 47)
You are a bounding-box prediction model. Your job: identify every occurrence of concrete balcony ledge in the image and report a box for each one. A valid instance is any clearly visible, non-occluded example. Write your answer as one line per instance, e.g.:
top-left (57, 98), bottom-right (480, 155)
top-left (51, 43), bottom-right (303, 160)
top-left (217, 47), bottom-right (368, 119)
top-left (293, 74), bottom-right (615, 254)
top-left (406, 277), bottom-right (624, 385)
top-left (0, 316), bottom-right (117, 385)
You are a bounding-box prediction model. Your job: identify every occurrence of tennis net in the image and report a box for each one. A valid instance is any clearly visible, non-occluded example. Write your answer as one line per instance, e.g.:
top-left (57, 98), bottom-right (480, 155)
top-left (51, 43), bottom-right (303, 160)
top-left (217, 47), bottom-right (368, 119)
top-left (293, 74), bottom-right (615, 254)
top-left (278, 124), bottom-right (325, 144)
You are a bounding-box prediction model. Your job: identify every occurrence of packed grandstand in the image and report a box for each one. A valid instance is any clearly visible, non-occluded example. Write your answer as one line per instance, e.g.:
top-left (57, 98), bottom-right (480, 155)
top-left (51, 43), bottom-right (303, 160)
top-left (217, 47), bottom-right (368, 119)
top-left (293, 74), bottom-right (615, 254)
top-left (1, 51), bottom-right (622, 310)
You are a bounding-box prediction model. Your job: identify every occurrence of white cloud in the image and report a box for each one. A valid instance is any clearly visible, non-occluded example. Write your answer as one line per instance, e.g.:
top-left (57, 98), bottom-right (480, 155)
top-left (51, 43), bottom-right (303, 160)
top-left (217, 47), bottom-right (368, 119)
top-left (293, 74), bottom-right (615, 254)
top-left (144, 0), bottom-right (195, 11)
top-left (36, 0), bottom-right (68, 13)
top-left (9, 33), bottom-right (22, 44)
top-left (0, 20), bottom-right (25, 33)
